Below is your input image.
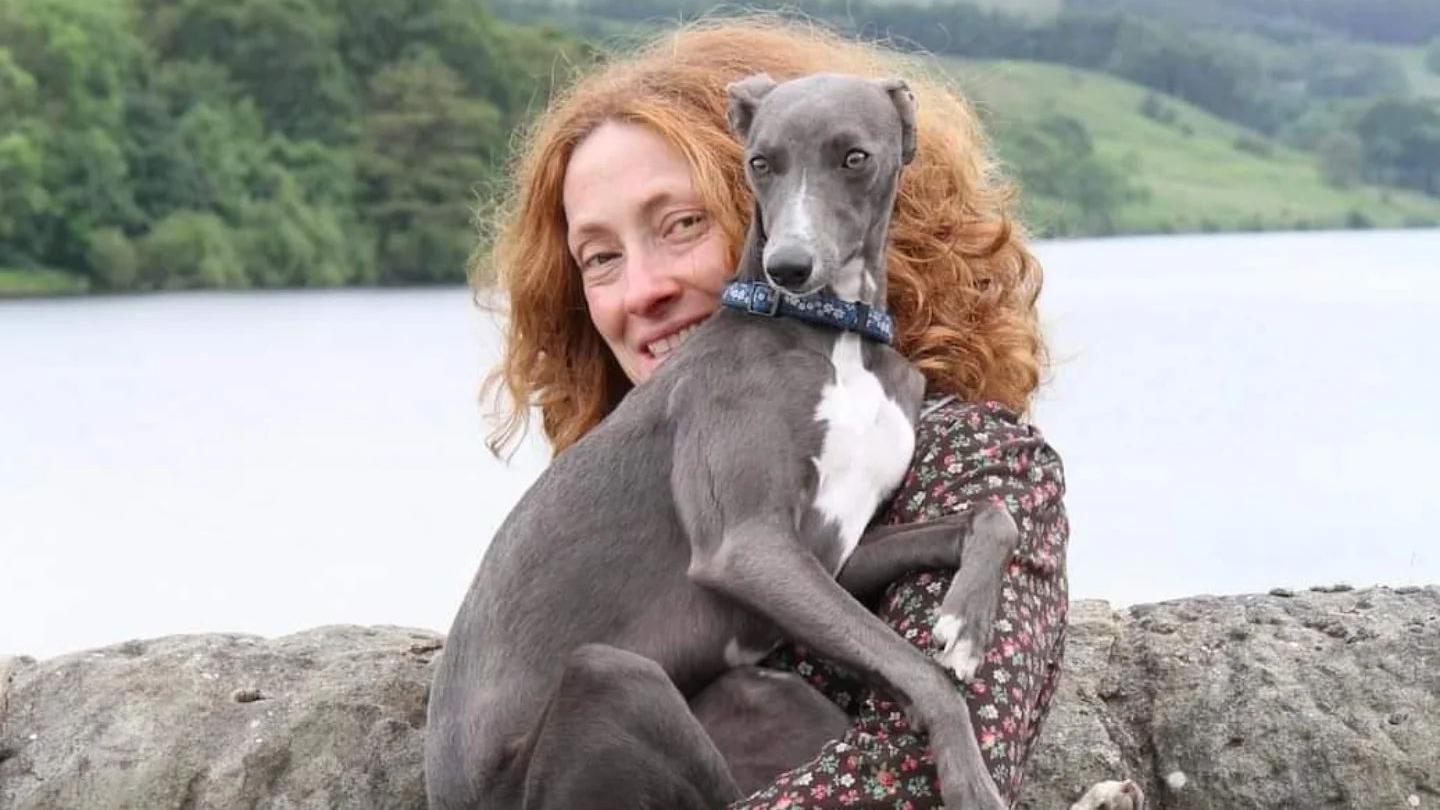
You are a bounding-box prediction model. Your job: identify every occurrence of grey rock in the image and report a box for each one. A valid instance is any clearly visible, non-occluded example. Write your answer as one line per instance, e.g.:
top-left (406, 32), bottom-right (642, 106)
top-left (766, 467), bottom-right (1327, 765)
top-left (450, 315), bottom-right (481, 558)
top-left (2, 588), bottom-right (1436, 810)
top-left (0, 626), bottom-right (441, 810)
top-left (1021, 586), bottom-right (1440, 810)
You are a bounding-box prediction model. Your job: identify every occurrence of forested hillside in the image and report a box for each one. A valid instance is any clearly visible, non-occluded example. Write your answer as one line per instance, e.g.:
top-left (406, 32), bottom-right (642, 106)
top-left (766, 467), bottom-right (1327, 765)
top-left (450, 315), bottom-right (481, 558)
top-left (499, 0), bottom-right (1440, 237)
top-left (0, 0), bottom-right (585, 295)
top-left (6, 0), bottom-right (1438, 295)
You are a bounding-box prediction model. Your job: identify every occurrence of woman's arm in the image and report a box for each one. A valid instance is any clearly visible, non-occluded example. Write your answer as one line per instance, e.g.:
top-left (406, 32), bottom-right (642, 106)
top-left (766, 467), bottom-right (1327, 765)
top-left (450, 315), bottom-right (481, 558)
top-left (733, 399), bottom-right (1070, 808)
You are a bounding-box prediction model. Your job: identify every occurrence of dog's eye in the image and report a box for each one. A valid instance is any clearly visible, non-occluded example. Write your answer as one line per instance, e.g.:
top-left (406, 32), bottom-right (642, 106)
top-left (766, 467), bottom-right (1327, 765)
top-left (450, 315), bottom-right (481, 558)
top-left (749, 156), bottom-right (770, 174)
top-left (843, 149), bottom-right (869, 169)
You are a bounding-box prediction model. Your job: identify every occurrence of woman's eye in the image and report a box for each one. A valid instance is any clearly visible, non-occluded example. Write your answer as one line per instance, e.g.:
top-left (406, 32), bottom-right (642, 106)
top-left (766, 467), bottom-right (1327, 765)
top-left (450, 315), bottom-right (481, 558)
top-left (749, 156), bottom-right (770, 174)
top-left (844, 149), bottom-right (869, 169)
top-left (582, 252), bottom-right (619, 272)
top-left (669, 213), bottom-right (705, 236)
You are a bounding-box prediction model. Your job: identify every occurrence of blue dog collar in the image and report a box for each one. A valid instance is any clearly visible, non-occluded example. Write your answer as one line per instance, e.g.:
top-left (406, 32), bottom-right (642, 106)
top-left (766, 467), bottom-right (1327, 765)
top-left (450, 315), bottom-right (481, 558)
top-left (721, 281), bottom-right (896, 345)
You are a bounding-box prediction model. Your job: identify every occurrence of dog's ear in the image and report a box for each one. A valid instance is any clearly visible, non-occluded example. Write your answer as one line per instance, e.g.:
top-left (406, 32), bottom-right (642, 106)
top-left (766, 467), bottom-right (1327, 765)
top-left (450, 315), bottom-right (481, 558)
top-left (727, 73), bottom-right (778, 141)
top-left (878, 77), bottom-right (918, 165)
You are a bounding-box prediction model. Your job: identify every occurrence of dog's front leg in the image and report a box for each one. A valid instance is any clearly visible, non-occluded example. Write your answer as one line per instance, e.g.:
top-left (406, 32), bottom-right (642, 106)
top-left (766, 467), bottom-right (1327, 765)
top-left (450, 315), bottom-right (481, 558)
top-left (932, 506), bottom-right (1020, 681)
top-left (838, 505), bottom-right (1014, 601)
top-left (686, 518), bottom-right (1008, 810)
top-left (845, 505), bottom-right (1023, 682)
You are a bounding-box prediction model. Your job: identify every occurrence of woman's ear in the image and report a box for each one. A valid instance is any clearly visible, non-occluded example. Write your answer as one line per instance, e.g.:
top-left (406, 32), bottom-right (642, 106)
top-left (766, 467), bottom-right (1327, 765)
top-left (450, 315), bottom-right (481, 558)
top-left (726, 73), bottom-right (778, 141)
top-left (877, 77), bottom-right (918, 165)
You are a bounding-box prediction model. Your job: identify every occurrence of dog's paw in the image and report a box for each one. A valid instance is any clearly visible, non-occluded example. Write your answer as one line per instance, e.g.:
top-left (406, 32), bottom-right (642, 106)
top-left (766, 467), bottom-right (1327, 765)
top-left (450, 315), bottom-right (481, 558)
top-left (931, 504), bottom-right (1017, 681)
top-left (932, 614), bottom-right (983, 681)
top-left (1070, 779), bottom-right (1145, 810)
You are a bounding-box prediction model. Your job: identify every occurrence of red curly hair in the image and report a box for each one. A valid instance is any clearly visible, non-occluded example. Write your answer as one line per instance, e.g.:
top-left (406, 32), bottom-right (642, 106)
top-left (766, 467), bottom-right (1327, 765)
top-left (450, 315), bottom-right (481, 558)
top-left (479, 17), bottom-right (1047, 455)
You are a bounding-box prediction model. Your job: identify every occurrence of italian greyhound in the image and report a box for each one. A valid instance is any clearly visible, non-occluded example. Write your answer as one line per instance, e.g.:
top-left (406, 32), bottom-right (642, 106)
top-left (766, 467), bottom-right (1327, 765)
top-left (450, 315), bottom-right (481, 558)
top-left (425, 73), bottom-right (1017, 810)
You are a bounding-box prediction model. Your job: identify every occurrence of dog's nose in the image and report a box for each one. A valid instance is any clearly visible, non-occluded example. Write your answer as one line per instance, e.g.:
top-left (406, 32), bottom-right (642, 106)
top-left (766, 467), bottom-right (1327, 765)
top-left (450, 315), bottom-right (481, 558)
top-left (765, 245), bottom-right (813, 290)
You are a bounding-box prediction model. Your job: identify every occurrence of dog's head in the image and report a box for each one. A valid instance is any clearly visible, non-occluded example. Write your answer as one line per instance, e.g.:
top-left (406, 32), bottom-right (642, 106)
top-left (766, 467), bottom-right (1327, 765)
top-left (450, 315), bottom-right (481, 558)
top-left (727, 73), bottom-right (916, 300)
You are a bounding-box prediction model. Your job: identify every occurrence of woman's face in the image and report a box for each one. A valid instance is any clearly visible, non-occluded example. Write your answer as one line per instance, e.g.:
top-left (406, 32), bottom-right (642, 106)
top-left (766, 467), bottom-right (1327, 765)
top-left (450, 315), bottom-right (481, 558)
top-left (563, 121), bottom-right (733, 384)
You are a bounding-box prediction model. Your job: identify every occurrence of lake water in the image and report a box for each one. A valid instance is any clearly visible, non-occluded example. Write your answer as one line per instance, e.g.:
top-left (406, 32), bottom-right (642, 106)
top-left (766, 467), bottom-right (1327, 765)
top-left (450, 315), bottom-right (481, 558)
top-left (2, 230), bottom-right (1437, 660)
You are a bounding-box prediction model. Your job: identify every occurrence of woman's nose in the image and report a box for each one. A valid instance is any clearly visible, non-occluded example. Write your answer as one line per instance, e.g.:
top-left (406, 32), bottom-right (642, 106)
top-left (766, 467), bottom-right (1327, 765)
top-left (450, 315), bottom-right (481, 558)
top-left (623, 248), bottom-right (682, 316)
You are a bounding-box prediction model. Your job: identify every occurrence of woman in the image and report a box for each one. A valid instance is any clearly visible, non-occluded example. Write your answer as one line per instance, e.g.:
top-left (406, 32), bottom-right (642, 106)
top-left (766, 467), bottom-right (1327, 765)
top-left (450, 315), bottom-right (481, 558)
top-left (480, 18), bottom-right (1066, 809)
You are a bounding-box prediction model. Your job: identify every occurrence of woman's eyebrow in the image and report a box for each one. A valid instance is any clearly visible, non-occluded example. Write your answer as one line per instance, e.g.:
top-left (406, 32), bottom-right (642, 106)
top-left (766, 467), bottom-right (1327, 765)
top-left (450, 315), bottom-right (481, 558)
top-left (568, 187), bottom-right (697, 243)
top-left (567, 220), bottom-right (609, 242)
top-left (641, 189), bottom-right (702, 218)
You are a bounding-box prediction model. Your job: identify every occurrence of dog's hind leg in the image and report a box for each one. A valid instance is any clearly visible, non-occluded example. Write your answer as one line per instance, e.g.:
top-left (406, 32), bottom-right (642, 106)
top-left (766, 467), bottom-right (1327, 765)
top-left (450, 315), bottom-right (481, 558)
top-left (521, 643), bottom-right (742, 810)
top-left (689, 666), bottom-right (850, 795)
top-left (931, 504), bottom-right (1020, 681)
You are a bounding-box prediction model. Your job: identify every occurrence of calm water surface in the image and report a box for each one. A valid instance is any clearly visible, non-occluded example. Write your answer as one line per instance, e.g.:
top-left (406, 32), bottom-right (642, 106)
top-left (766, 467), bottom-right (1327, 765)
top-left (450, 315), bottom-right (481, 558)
top-left (2, 229), bottom-right (1436, 659)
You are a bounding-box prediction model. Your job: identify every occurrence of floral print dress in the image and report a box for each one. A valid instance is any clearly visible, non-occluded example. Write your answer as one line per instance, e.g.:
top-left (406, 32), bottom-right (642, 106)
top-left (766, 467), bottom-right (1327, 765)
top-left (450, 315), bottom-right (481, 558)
top-left (728, 398), bottom-right (1070, 809)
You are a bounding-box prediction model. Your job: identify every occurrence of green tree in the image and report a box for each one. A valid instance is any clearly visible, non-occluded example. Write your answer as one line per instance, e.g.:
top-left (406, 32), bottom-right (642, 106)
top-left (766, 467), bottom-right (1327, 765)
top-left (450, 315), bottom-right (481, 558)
top-left (0, 129), bottom-right (51, 265)
top-left (358, 48), bottom-right (502, 284)
top-left (141, 0), bottom-right (357, 143)
top-left (86, 227), bottom-right (139, 290)
top-left (236, 172), bottom-right (368, 287)
top-left (0, 0), bottom-right (145, 276)
top-left (0, 46), bottom-right (37, 125)
top-left (997, 114), bottom-right (1139, 236)
top-left (1354, 99), bottom-right (1440, 195)
top-left (138, 210), bottom-right (246, 289)
top-left (1315, 131), bottom-right (1364, 188)
top-left (0, 0), bottom-right (576, 291)
top-left (123, 59), bottom-right (241, 222)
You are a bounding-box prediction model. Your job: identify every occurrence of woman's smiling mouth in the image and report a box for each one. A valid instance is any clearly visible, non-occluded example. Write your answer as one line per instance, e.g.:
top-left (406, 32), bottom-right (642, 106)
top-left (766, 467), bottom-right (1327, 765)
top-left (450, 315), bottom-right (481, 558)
top-left (645, 322), bottom-right (702, 361)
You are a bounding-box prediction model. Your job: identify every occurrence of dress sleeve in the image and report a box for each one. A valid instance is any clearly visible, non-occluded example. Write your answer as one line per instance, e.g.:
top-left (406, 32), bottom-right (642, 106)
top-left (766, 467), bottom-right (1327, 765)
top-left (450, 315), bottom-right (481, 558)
top-left (731, 399), bottom-right (1070, 808)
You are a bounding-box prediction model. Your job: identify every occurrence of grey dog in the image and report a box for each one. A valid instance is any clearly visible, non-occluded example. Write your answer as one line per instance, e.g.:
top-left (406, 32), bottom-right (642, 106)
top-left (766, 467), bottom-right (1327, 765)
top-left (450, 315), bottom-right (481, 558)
top-left (425, 73), bottom-right (1018, 810)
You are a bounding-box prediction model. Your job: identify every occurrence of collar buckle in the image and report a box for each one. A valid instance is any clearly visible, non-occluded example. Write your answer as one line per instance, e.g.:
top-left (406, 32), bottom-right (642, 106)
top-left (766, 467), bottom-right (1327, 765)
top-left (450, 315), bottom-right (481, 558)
top-left (747, 283), bottom-right (780, 316)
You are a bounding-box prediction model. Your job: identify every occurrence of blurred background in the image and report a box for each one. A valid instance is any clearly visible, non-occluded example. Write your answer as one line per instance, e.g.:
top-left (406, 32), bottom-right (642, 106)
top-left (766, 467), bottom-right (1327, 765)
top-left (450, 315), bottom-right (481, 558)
top-left (2, 0), bottom-right (1436, 659)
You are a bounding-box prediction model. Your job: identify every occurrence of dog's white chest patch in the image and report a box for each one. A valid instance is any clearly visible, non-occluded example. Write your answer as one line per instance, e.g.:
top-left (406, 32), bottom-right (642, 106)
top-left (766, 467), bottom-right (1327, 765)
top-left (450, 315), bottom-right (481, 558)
top-left (810, 334), bottom-right (915, 566)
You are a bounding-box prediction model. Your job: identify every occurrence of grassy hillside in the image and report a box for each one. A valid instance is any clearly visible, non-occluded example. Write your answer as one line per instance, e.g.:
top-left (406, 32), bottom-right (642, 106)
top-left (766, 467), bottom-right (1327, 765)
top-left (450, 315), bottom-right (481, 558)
top-left (947, 58), bottom-right (1440, 233)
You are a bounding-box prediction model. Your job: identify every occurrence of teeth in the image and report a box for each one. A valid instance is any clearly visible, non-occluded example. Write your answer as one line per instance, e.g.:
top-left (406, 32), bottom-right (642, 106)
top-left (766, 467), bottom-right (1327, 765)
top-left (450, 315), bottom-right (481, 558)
top-left (648, 324), bottom-right (699, 359)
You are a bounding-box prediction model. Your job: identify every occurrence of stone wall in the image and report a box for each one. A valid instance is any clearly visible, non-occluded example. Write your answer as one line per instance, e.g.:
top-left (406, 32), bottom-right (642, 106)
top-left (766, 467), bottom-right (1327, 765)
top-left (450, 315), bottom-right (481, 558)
top-left (2, 586), bottom-right (1435, 810)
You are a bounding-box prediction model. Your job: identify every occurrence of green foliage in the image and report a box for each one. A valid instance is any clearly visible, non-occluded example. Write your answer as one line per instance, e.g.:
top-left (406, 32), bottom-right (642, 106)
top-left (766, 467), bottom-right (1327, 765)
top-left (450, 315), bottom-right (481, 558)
top-left (1066, 0), bottom-right (1440, 45)
top-left (138, 211), bottom-right (246, 290)
top-left (140, 0), bottom-right (358, 143)
top-left (949, 58), bottom-right (1440, 234)
top-left (994, 114), bottom-right (1140, 236)
top-left (1316, 131), bottom-right (1365, 188)
top-left (0, 0), bottom-right (145, 275)
top-left (1139, 93), bottom-right (1178, 126)
top-left (86, 227), bottom-right (139, 290)
top-left (0, 0), bottom-right (585, 293)
top-left (0, 130), bottom-right (50, 256)
top-left (522, 0), bottom-right (1440, 208)
top-left (0, 266), bottom-right (89, 296)
top-left (358, 48), bottom-right (502, 284)
top-left (1233, 133), bottom-right (1273, 157)
top-left (1353, 98), bottom-right (1440, 194)
top-left (0, 47), bottom-right (38, 120)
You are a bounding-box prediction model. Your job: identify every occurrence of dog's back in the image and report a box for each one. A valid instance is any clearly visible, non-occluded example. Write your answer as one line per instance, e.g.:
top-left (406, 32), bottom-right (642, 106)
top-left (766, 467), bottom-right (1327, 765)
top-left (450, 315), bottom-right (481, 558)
top-left (425, 312), bottom-right (868, 807)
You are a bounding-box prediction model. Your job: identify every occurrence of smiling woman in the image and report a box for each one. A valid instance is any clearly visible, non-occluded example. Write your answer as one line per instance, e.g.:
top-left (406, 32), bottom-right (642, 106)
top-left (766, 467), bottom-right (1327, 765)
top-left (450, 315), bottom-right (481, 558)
top-left (563, 121), bottom-right (733, 383)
